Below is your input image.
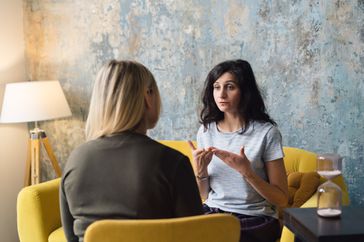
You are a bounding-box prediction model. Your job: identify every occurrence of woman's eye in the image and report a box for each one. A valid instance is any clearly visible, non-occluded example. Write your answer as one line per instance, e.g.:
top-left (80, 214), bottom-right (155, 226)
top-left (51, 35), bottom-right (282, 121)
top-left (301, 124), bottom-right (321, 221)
top-left (227, 85), bottom-right (235, 90)
top-left (213, 85), bottom-right (220, 90)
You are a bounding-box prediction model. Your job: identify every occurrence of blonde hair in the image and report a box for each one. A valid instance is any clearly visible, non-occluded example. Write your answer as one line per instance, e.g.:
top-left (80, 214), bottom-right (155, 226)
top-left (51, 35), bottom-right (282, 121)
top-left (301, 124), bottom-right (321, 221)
top-left (85, 60), bottom-right (161, 140)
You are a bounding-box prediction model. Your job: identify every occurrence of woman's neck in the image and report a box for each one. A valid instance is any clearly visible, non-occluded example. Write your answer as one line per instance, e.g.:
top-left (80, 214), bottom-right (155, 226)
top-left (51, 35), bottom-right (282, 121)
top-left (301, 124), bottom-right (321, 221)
top-left (134, 126), bottom-right (147, 135)
top-left (217, 113), bottom-right (245, 132)
top-left (133, 119), bottom-right (148, 135)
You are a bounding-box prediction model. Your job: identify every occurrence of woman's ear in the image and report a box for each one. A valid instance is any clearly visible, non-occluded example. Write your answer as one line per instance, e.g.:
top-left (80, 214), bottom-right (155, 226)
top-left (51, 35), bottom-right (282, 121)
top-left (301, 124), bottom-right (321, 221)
top-left (144, 88), bottom-right (153, 109)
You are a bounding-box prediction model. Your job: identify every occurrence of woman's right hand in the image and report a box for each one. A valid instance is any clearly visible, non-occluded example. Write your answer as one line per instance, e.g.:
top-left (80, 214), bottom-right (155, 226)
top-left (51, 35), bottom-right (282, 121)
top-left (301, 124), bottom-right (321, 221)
top-left (188, 140), bottom-right (213, 178)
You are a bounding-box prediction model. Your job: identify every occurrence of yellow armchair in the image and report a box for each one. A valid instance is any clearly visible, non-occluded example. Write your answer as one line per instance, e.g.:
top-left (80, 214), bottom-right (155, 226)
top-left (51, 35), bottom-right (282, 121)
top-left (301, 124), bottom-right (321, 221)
top-left (16, 142), bottom-right (350, 242)
top-left (84, 214), bottom-right (240, 242)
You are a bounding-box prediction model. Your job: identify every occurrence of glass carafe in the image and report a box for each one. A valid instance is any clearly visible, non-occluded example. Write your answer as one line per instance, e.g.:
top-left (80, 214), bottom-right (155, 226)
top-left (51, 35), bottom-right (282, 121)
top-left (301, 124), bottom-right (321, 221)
top-left (316, 153), bottom-right (342, 218)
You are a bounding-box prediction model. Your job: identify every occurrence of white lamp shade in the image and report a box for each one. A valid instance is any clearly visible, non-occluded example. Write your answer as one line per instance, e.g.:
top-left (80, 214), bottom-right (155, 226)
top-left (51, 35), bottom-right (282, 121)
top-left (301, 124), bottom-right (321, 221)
top-left (0, 80), bottom-right (72, 123)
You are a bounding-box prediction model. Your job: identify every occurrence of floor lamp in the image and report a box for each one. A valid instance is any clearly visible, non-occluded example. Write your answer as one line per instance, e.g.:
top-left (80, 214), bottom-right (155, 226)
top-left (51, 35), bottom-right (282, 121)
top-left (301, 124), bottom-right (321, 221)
top-left (0, 80), bottom-right (72, 186)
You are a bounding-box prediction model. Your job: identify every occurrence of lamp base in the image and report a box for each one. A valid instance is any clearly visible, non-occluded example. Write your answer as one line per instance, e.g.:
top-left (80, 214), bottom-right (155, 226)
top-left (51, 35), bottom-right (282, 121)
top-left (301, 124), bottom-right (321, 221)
top-left (24, 128), bottom-right (62, 186)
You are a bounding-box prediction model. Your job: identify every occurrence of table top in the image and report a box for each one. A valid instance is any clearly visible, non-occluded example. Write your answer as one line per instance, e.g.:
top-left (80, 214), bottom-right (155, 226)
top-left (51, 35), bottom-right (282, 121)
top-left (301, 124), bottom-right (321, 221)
top-left (283, 207), bottom-right (364, 242)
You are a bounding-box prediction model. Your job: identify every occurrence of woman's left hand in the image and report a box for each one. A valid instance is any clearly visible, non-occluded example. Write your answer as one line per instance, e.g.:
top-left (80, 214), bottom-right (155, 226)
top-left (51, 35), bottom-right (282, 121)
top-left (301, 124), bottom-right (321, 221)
top-left (211, 147), bottom-right (253, 177)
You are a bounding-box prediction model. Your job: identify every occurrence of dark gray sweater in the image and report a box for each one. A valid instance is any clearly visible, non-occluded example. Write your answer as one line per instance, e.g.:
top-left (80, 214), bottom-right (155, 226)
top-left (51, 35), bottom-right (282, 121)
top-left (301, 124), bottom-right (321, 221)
top-left (60, 131), bottom-right (203, 242)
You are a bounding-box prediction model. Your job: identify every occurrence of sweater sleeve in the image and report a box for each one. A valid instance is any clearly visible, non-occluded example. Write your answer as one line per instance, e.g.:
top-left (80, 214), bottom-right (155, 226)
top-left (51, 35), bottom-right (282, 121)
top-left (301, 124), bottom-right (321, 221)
top-left (60, 177), bottom-right (79, 242)
top-left (173, 155), bottom-right (203, 217)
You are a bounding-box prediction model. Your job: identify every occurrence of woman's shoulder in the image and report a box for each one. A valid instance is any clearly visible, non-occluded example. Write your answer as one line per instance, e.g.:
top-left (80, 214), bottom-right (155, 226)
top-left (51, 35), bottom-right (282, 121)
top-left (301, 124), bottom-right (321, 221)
top-left (249, 121), bottom-right (281, 136)
top-left (66, 139), bottom-right (100, 163)
top-left (65, 134), bottom-right (132, 164)
top-left (197, 122), bottom-right (216, 134)
top-left (250, 120), bottom-right (278, 130)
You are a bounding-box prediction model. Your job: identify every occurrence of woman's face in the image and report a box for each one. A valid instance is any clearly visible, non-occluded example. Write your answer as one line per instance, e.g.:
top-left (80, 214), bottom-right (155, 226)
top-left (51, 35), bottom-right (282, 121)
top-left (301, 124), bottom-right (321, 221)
top-left (213, 72), bottom-right (241, 114)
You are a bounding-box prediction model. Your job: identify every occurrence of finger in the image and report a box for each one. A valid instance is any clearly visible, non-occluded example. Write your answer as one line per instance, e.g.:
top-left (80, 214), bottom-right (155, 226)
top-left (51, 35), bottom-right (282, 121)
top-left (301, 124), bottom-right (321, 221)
top-left (200, 152), bottom-right (207, 163)
top-left (196, 151), bottom-right (206, 162)
top-left (240, 146), bottom-right (245, 156)
top-left (207, 146), bottom-right (215, 152)
top-left (212, 149), bottom-right (229, 160)
top-left (198, 150), bottom-right (211, 164)
top-left (187, 140), bottom-right (196, 150)
top-left (206, 152), bottom-right (213, 162)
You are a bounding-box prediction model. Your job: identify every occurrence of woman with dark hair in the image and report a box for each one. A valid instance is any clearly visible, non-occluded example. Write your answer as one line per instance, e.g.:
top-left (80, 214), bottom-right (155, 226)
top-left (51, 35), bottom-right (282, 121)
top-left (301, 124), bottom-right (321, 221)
top-left (189, 59), bottom-right (288, 242)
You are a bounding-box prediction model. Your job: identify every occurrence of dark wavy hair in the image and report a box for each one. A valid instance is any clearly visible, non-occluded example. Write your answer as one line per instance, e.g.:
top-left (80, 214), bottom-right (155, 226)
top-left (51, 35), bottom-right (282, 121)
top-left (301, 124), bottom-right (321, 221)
top-left (200, 59), bottom-right (276, 130)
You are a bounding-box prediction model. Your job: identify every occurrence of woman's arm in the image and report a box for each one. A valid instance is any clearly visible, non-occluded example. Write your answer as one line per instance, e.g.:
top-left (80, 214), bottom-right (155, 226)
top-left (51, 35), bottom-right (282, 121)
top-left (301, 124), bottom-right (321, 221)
top-left (196, 175), bottom-right (210, 201)
top-left (212, 147), bottom-right (288, 207)
top-left (60, 180), bottom-right (79, 242)
top-left (188, 140), bottom-right (212, 201)
top-left (244, 158), bottom-right (288, 207)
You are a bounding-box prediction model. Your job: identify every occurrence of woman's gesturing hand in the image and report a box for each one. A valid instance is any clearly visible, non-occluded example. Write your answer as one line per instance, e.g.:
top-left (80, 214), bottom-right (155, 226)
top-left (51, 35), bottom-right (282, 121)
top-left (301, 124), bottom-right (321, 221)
top-left (211, 146), bottom-right (253, 177)
top-left (187, 140), bottom-right (213, 178)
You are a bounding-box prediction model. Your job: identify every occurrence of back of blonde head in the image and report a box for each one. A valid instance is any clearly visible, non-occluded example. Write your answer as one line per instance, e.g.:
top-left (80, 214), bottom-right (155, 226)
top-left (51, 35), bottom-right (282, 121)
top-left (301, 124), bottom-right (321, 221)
top-left (85, 60), bottom-right (160, 141)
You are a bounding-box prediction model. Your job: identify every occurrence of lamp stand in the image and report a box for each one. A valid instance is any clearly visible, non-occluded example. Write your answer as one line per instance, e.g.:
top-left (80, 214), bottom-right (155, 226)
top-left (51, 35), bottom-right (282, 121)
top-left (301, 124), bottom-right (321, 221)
top-left (24, 127), bottom-right (62, 186)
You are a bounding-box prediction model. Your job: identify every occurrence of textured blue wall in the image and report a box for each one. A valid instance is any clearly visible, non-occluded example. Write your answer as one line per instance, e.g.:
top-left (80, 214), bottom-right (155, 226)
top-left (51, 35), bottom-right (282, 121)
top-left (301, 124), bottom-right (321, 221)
top-left (24, 0), bottom-right (364, 205)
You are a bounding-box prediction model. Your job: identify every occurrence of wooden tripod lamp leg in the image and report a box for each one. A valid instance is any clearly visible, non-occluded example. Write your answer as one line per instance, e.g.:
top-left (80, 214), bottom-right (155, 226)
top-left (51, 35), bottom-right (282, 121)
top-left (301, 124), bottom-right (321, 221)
top-left (26, 128), bottom-right (62, 185)
top-left (24, 139), bottom-right (32, 187)
top-left (30, 137), bottom-right (41, 185)
top-left (41, 134), bottom-right (62, 177)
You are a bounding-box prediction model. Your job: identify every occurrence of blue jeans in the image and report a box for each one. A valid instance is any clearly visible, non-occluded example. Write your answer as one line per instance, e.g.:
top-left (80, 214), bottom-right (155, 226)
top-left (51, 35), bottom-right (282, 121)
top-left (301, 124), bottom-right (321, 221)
top-left (203, 204), bottom-right (280, 242)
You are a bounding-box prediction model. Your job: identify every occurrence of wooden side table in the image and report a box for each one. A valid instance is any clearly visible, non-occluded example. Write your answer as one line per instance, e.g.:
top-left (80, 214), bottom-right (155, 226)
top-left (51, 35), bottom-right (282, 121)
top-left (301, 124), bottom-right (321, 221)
top-left (283, 207), bottom-right (364, 242)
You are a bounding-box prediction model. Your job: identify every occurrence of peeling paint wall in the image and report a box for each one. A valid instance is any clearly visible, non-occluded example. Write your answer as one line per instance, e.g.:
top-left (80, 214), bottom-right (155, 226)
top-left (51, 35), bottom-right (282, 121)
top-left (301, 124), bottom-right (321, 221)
top-left (24, 0), bottom-right (364, 205)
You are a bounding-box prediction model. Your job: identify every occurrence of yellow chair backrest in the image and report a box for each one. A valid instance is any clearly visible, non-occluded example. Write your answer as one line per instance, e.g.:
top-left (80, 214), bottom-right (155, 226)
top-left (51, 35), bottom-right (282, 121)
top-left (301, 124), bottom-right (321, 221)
top-left (158, 140), bottom-right (195, 163)
top-left (159, 142), bottom-right (318, 173)
top-left (159, 142), bottom-right (320, 175)
top-left (84, 214), bottom-right (240, 242)
top-left (283, 146), bottom-right (318, 173)
top-left (158, 140), bottom-right (197, 171)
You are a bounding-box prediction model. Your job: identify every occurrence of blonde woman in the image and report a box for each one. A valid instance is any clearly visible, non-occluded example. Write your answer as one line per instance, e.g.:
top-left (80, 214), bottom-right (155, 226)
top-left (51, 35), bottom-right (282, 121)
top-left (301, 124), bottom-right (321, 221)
top-left (60, 60), bottom-right (203, 242)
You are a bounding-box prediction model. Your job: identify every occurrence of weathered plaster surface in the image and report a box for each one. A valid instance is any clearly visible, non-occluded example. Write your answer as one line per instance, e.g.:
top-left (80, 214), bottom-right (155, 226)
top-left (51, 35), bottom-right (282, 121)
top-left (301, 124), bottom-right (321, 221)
top-left (24, 0), bottom-right (364, 205)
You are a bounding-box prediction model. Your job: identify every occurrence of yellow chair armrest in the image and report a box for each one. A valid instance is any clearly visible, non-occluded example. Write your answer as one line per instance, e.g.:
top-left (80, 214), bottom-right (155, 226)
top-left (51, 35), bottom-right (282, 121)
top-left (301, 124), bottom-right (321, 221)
top-left (17, 178), bottom-right (62, 242)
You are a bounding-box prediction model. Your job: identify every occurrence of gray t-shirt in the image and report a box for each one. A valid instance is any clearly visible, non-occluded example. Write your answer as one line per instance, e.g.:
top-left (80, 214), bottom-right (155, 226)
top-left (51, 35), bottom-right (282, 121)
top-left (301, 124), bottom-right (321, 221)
top-left (197, 121), bottom-right (283, 218)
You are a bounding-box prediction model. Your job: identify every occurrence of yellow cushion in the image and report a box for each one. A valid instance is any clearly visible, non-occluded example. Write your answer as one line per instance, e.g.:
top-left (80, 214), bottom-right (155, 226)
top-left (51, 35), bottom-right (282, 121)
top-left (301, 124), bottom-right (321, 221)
top-left (48, 227), bottom-right (66, 242)
top-left (287, 171), bottom-right (320, 207)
